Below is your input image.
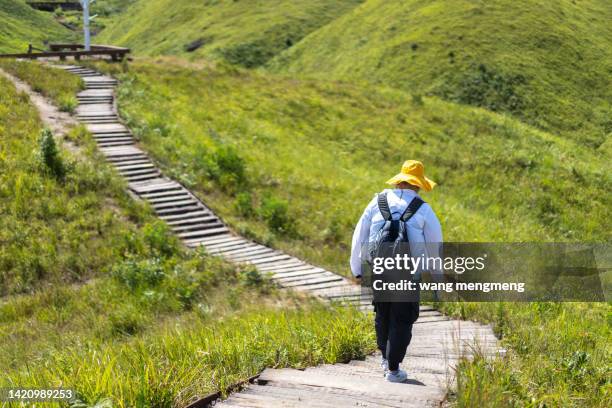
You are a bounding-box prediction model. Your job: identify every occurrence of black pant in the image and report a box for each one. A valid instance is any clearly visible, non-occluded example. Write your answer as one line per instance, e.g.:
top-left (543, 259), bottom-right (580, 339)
top-left (374, 302), bottom-right (420, 371)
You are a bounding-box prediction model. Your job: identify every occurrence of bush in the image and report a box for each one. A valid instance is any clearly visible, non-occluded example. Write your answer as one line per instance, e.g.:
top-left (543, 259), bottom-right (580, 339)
top-left (58, 95), bottom-right (77, 113)
top-left (453, 64), bottom-right (526, 114)
top-left (111, 258), bottom-right (166, 291)
top-left (234, 192), bottom-right (254, 217)
top-left (259, 195), bottom-right (293, 235)
top-left (210, 145), bottom-right (248, 193)
top-left (220, 40), bottom-right (274, 68)
top-left (143, 221), bottom-right (178, 258)
top-left (36, 128), bottom-right (66, 181)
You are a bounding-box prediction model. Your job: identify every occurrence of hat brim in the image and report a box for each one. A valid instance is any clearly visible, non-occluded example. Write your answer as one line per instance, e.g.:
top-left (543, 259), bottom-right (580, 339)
top-left (385, 173), bottom-right (436, 192)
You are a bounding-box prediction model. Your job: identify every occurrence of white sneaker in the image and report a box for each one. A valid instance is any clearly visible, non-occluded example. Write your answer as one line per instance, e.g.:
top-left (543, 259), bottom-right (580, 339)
top-left (386, 369), bottom-right (408, 383)
top-left (380, 357), bottom-right (389, 374)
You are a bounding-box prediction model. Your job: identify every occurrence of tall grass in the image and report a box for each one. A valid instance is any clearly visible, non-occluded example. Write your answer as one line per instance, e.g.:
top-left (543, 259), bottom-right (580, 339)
top-left (0, 0), bottom-right (74, 53)
top-left (0, 60), bottom-right (83, 112)
top-left (0, 72), bottom-right (159, 296)
top-left (6, 56), bottom-right (610, 406)
top-left (98, 0), bottom-right (363, 66)
top-left (4, 304), bottom-right (373, 407)
top-left (442, 302), bottom-right (611, 407)
top-left (269, 0), bottom-right (612, 147)
top-left (88, 60), bottom-right (610, 275)
top-left (0, 71), bottom-right (375, 406)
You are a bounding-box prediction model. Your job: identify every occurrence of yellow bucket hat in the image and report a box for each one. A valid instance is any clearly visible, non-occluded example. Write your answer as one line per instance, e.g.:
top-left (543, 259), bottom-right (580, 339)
top-left (386, 160), bottom-right (436, 192)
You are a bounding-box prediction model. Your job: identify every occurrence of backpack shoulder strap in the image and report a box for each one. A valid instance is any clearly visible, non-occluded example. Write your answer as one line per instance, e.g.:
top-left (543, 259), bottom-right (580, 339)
top-left (400, 197), bottom-right (424, 222)
top-left (377, 193), bottom-right (392, 221)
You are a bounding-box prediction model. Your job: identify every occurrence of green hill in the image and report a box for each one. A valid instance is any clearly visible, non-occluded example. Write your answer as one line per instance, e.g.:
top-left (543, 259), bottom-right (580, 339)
top-left (269, 0), bottom-right (612, 147)
top-left (0, 62), bottom-right (372, 406)
top-left (97, 0), bottom-right (363, 67)
top-left (0, 0), bottom-right (74, 53)
top-left (75, 59), bottom-right (610, 405)
top-left (89, 60), bottom-right (610, 276)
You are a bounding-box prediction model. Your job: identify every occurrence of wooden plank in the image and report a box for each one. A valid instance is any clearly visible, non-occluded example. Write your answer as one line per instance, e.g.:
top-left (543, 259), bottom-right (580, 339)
top-left (166, 215), bottom-right (218, 226)
top-left (273, 271), bottom-right (330, 283)
top-left (144, 194), bottom-right (192, 204)
top-left (259, 263), bottom-right (312, 274)
top-left (140, 190), bottom-right (191, 200)
top-left (189, 235), bottom-right (242, 247)
top-left (171, 223), bottom-right (224, 233)
top-left (270, 268), bottom-right (326, 279)
top-left (184, 234), bottom-right (234, 247)
top-left (256, 260), bottom-right (305, 271)
top-left (229, 250), bottom-right (281, 262)
top-left (207, 242), bottom-right (259, 255)
top-left (224, 246), bottom-right (275, 258)
top-left (257, 369), bottom-right (443, 401)
top-left (177, 227), bottom-right (229, 239)
top-left (158, 210), bottom-right (211, 222)
top-left (204, 239), bottom-right (253, 251)
top-left (150, 199), bottom-right (199, 209)
top-left (243, 255), bottom-right (292, 266)
top-left (155, 204), bottom-right (202, 215)
top-left (281, 275), bottom-right (343, 287)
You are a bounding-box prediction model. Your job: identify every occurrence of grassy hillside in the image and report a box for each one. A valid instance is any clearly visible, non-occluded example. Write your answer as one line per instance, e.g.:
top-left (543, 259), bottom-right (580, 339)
top-left (0, 64), bottom-right (373, 406)
top-left (0, 64), bottom-right (137, 295)
top-left (80, 59), bottom-right (610, 407)
top-left (91, 60), bottom-right (609, 272)
top-left (269, 0), bottom-right (612, 147)
top-left (98, 0), bottom-right (363, 67)
top-left (0, 0), bottom-right (74, 53)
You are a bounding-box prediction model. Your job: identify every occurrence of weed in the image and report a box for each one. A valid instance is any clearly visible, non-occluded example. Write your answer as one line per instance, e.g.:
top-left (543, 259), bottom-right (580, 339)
top-left (453, 64), bottom-right (526, 114)
top-left (259, 195), bottom-right (294, 235)
top-left (36, 128), bottom-right (66, 181)
top-left (234, 191), bottom-right (255, 217)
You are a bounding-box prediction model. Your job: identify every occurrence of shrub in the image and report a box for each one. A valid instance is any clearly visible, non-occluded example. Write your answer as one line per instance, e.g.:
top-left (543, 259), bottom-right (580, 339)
top-left (453, 64), bottom-right (526, 114)
top-left (411, 93), bottom-right (424, 106)
top-left (143, 221), bottom-right (178, 258)
top-left (211, 145), bottom-right (248, 193)
top-left (111, 258), bottom-right (166, 291)
top-left (234, 192), bottom-right (254, 217)
top-left (239, 265), bottom-right (273, 293)
top-left (220, 40), bottom-right (274, 68)
top-left (109, 306), bottom-right (145, 336)
top-left (259, 195), bottom-right (293, 235)
top-left (36, 128), bottom-right (66, 181)
top-left (58, 95), bottom-right (77, 113)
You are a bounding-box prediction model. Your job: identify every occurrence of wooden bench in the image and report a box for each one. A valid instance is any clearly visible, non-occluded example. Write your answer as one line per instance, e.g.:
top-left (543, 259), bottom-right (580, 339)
top-left (0, 44), bottom-right (130, 62)
top-left (26, 2), bottom-right (83, 12)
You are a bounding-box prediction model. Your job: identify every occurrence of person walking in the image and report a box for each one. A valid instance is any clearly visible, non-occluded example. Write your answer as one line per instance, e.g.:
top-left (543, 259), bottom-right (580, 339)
top-left (350, 160), bottom-right (443, 383)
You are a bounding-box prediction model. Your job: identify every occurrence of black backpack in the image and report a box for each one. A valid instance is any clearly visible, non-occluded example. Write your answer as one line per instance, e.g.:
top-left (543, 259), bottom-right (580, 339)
top-left (368, 193), bottom-right (424, 265)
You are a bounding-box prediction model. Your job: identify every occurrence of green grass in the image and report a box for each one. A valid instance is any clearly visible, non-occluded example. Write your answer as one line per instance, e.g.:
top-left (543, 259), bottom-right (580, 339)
top-left (0, 0), bottom-right (74, 53)
top-left (2, 288), bottom-right (372, 407)
top-left (269, 0), bottom-right (612, 147)
top-left (0, 67), bottom-right (374, 406)
top-left (0, 60), bottom-right (84, 112)
top-left (87, 60), bottom-right (610, 275)
top-left (74, 59), bottom-right (609, 406)
top-left (0, 70), bottom-right (139, 296)
top-left (440, 302), bottom-right (611, 407)
top-left (98, 0), bottom-right (363, 67)
top-left (95, 0), bottom-right (611, 145)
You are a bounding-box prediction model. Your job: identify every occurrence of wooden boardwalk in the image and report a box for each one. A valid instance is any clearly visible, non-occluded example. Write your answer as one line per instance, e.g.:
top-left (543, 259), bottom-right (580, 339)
top-left (54, 65), bottom-right (501, 408)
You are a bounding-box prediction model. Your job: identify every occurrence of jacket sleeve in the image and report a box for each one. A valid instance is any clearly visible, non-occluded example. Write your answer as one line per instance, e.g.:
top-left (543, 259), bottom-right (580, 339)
top-left (350, 198), bottom-right (375, 277)
top-left (423, 205), bottom-right (443, 281)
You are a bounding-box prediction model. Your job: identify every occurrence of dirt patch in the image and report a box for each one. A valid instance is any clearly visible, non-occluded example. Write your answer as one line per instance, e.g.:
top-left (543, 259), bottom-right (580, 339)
top-left (0, 67), bottom-right (80, 153)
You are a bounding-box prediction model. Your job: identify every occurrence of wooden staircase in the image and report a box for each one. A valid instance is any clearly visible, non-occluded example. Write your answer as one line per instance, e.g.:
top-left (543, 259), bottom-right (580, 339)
top-left (54, 64), bottom-right (501, 408)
